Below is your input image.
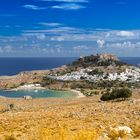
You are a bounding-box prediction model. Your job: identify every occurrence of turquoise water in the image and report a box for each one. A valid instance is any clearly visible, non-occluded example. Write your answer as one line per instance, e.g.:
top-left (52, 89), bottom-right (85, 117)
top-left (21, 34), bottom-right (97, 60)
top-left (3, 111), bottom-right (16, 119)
top-left (0, 89), bottom-right (77, 99)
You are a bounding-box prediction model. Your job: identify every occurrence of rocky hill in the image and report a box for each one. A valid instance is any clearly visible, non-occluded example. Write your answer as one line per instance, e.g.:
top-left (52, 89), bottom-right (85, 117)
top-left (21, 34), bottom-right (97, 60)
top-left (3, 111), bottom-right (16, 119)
top-left (69, 54), bottom-right (127, 68)
top-left (45, 54), bottom-right (140, 90)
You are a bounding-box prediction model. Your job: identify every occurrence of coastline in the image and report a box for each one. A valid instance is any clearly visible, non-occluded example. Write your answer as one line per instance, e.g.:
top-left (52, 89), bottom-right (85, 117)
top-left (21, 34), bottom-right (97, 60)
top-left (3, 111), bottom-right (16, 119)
top-left (10, 86), bottom-right (46, 91)
top-left (1, 84), bottom-right (85, 99)
top-left (70, 89), bottom-right (85, 98)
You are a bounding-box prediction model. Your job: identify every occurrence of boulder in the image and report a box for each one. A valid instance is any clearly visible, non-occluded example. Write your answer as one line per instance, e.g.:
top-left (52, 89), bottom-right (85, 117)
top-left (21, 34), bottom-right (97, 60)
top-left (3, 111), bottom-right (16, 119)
top-left (23, 96), bottom-right (32, 100)
top-left (114, 126), bottom-right (132, 134)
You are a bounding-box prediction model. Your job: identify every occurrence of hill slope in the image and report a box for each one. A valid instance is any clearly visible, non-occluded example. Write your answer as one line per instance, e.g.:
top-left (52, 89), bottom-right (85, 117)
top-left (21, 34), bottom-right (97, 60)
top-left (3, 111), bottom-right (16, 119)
top-left (68, 54), bottom-right (127, 68)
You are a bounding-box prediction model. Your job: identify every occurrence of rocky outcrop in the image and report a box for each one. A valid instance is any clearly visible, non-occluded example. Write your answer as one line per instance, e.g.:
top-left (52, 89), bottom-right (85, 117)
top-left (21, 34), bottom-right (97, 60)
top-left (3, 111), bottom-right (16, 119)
top-left (97, 54), bottom-right (119, 61)
top-left (23, 96), bottom-right (32, 100)
top-left (70, 54), bottom-right (127, 68)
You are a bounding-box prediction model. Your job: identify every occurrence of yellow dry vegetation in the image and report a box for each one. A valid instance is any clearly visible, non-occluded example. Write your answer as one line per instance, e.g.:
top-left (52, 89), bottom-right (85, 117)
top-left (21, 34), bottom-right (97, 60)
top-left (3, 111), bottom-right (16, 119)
top-left (0, 93), bottom-right (140, 140)
top-left (39, 127), bottom-right (98, 140)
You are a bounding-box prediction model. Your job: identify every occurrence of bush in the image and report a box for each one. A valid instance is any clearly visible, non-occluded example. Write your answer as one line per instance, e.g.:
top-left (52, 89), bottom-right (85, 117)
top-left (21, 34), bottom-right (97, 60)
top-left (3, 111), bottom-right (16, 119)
top-left (100, 88), bottom-right (132, 101)
top-left (42, 77), bottom-right (57, 86)
top-left (88, 69), bottom-right (103, 76)
top-left (10, 84), bottom-right (18, 89)
top-left (20, 82), bottom-right (25, 86)
top-left (9, 104), bottom-right (14, 110)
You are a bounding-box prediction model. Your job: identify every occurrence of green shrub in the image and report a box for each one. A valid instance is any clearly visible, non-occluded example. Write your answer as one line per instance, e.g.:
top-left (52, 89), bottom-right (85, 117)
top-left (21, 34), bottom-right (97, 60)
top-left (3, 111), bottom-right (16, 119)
top-left (9, 104), bottom-right (14, 110)
top-left (42, 77), bottom-right (57, 86)
top-left (20, 82), bottom-right (25, 86)
top-left (100, 88), bottom-right (132, 101)
top-left (10, 84), bottom-right (18, 89)
top-left (88, 69), bottom-right (103, 76)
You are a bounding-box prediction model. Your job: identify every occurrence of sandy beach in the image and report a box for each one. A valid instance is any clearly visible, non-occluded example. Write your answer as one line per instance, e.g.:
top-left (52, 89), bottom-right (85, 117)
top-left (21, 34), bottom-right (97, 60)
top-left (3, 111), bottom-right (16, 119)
top-left (71, 89), bottom-right (85, 98)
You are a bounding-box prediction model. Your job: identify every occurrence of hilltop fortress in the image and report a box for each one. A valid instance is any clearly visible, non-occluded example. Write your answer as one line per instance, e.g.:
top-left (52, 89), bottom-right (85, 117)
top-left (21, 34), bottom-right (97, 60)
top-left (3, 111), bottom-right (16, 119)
top-left (97, 54), bottom-right (119, 61)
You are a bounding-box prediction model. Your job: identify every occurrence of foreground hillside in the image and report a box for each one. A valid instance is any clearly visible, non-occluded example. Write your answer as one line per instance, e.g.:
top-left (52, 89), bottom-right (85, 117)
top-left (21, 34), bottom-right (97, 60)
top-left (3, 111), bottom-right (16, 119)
top-left (0, 91), bottom-right (140, 140)
top-left (0, 54), bottom-right (140, 140)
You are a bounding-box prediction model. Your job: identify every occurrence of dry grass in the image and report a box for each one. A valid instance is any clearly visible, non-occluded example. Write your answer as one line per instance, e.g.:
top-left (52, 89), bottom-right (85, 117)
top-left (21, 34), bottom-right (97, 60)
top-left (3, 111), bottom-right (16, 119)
top-left (0, 92), bottom-right (140, 140)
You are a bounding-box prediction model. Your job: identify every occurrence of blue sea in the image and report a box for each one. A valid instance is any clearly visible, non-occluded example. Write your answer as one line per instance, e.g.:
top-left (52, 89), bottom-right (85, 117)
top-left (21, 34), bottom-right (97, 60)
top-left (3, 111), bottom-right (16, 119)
top-left (0, 57), bottom-right (76, 76)
top-left (0, 57), bottom-right (139, 76)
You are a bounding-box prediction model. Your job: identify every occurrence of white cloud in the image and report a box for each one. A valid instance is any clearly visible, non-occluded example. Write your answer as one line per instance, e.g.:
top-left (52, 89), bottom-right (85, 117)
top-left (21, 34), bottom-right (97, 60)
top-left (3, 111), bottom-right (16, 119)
top-left (97, 39), bottom-right (105, 48)
top-left (73, 45), bottom-right (89, 50)
top-left (39, 22), bottom-right (62, 27)
top-left (116, 31), bottom-right (134, 37)
top-left (0, 47), bottom-right (3, 53)
top-left (50, 34), bottom-right (96, 41)
top-left (51, 36), bottom-right (65, 41)
top-left (52, 3), bottom-right (85, 10)
top-left (2, 27), bottom-right (140, 57)
top-left (106, 41), bottom-right (140, 49)
top-left (36, 34), bottom-right (46, 40)
top-left (40, 0), bottom-right (88, 3)
top-left (4, 45), bottom-right (14, 53)
top-left (0, 45), bottom-right (14, 53)
top-left (23, 5), bottom-right (47, 10)
top-left (22, 28), bottom-right (140, 42)
top-left (23, 27), bottom-right (81, 34)
top-left (103, 41), bottom-right (140, 57)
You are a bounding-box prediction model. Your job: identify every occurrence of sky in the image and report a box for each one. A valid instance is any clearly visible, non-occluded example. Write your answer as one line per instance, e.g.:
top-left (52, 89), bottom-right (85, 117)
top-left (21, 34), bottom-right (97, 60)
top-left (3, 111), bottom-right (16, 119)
top-left (0, 0), bottom-right (140, 57)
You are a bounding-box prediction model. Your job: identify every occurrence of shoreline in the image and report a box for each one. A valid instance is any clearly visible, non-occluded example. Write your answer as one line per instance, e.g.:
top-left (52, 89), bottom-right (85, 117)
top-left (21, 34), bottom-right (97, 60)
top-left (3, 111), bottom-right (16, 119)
top-left (70, 89), bottom-right (85, 98)
top-left (1, 86), bottom-right (85, 99)
top-left (9, 86), bottom-right (46, 91)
